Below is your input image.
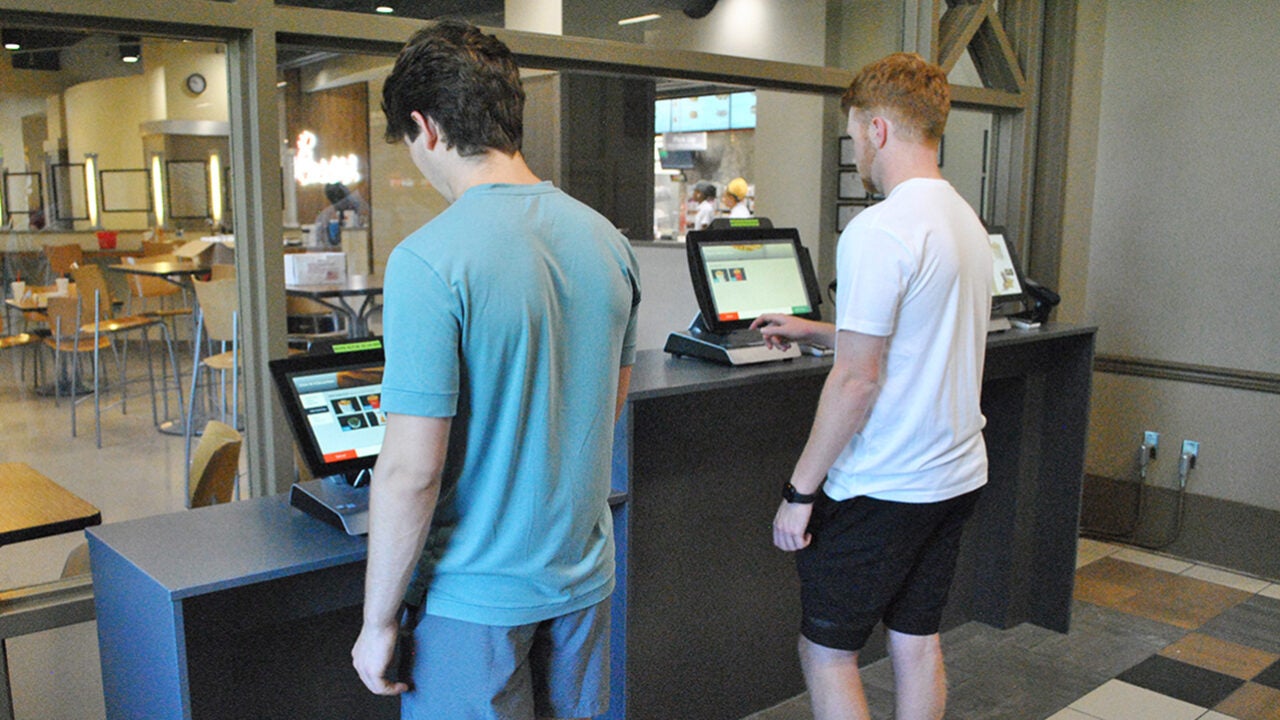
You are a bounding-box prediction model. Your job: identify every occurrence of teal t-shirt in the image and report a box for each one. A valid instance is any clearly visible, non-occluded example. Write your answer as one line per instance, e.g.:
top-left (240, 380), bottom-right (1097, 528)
top-left (381, 182), bottom-right (640, 626)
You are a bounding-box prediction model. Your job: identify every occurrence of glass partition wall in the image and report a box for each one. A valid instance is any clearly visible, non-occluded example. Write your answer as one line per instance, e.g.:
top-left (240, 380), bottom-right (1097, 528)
top-left (0, 33), bottom-right (231, 238)
top-left (1, 0), bottom-right (1027, 517)
top-left (0, 0), bottom-right (1022, 522)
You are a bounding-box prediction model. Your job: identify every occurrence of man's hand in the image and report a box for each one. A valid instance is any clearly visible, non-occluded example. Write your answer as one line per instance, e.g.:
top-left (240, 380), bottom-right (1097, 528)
top-left (352, 621), bottom-right (410, 696)
top-left (750, 314), bottom-right (832, 351)
top-left (772, 500), bottom-right (814, 552)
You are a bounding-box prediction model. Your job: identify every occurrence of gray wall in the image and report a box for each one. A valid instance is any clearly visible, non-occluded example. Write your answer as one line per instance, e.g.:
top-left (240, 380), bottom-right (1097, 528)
top-left (632, 243), bottom-right (699, 351)
top-left (1082, 0), bottom-right (1280, 510)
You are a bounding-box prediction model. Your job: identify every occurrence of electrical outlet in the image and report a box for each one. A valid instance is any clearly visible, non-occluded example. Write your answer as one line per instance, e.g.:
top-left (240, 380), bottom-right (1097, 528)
top-left (1182, 440), bottom-right (1199, 468)
top-left (1144, 431), bottom-right (1160, 459)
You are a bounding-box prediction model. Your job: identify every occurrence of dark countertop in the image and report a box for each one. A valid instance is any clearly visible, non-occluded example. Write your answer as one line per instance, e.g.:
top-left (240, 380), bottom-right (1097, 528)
top-left (629, 322), bottom-right (1096, 400)
top-left (87, 323), bottom-right (1094, 601)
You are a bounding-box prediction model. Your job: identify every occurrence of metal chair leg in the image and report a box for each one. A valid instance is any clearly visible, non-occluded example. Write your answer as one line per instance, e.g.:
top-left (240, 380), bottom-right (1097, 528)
top-left (92, 292), bottom-right (102, 449)
top-left (184, 307), bottom-right (205, 506)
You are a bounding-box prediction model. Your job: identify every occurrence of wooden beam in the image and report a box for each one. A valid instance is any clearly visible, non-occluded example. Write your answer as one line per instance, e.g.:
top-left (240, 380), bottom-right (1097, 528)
top-left (951, 84), bottom-right (1027, 109)
top-left (939, 2), bottom-right (989, 73)
top-left (970, 10), bottom-right (1029, 94)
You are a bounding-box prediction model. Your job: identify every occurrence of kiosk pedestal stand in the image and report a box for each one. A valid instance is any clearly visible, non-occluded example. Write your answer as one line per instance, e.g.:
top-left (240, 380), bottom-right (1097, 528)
top-left (664, 312), bottom-right (800, 365)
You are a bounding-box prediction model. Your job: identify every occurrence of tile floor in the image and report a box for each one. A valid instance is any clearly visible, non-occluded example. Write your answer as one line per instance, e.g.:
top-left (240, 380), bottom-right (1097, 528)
top-left (746, 539), bottom-right (1280, 720)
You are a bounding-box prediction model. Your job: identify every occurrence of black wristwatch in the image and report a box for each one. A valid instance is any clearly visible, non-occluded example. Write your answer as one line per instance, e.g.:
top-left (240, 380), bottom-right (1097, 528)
top-left (782, 482), bottom-right (820, 504)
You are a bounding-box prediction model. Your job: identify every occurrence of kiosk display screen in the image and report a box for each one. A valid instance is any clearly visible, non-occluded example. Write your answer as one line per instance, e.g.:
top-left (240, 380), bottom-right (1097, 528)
top-left (987, 228), bottom-right (1026, 307)
top-left (269, 346), bottom-right (386, 480)
top-left (685, 227), bottom-right (823, 334)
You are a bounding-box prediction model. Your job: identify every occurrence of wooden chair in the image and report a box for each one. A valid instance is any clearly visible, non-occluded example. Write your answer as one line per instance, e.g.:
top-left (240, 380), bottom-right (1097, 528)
top-left (69, 265), bottom-right (185, 445)
top-left (141, 240), bottom-right (177, 257)
top-left (0, 311), bottom-right (41, 387)
top-left (61, 423), bottom-right (240, 575)
top-left (43, 295), bottom-right (112, 442)
top-left (122, 254), bottom-right (192, 334)
top-left (43, 244), bottom-right (83, 282)
top-left (286, 295), bottom-right (348, 350)
top-left (5, 286), bottom-right (52, 387)
top-left (185, 278), bottom-right (241, 479)
top-left (61, 542), bottom-right (92, 578)
top-left (0, 311), bottom-right (38, 350)
top-left (188, 420), bottom-right (242, 507)
top-left (208, 264), bottom-right (236, 281)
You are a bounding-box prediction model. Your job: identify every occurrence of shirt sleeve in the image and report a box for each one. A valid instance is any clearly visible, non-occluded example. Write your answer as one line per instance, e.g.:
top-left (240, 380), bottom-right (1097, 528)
top-left (619, 248), bottom-right (641, 367)
top-left (836, 224), bottom-right (915, 337)
top-left (380, 245), bottom-right (462, 417)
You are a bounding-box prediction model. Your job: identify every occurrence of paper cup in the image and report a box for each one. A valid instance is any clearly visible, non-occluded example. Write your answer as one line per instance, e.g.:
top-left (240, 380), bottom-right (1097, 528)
top-left (55, 278), bottom-right (70, 295)
top-left (10, 281), bottom-right (26, 300)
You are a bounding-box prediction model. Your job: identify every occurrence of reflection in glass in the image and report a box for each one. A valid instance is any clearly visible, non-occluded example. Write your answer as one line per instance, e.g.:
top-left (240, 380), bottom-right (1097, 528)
top-left (166, 160), bottom-right (210, 219)
top-left (2, 172), bottom-right (44, 228)
top-left (49, 163), bottom-right (89, 222)
top-left (1, 31), bottom-right (231, 232)
top-left (99, 169), bottom-right (151, 213)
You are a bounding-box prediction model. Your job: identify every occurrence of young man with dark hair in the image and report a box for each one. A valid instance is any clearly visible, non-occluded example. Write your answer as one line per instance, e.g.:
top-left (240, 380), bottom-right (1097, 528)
top-left (751, 52), bottom-right (992, 720)
top-left (352, 20), bottom-right (640, 720)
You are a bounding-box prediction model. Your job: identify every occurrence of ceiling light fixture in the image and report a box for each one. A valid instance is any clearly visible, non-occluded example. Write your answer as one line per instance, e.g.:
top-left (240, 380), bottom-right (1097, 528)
top-left (618, 13), bottom-right (661, 25)
top-left (119, 35), bottom-right (141, 63)
top-left (375, 5), bottom-right (395, 13)
top-left (3, 30), bottom-right (21, 51)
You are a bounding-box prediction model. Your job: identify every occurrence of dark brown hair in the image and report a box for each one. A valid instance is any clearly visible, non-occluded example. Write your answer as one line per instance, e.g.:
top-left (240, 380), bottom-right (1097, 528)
top-left (382, 19), bottom-right (524, 157)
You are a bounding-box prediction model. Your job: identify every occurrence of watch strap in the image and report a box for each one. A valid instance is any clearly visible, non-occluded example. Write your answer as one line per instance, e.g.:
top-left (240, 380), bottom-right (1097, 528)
top-left (782, 482), bottom-right (820, 504)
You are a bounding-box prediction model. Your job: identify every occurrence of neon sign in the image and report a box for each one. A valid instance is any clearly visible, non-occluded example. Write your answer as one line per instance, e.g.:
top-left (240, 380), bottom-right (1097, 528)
top-left (293, 130), bottom-right (362, 186)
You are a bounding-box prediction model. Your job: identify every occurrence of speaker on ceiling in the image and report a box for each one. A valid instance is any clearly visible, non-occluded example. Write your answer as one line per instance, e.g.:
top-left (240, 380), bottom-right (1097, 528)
top-left (683, 0), bottom-right (719, 19)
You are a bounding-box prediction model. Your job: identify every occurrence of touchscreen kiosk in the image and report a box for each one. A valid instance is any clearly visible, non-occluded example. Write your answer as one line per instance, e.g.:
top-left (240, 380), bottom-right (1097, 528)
top-left (269, 343), bottom-right (386, 534)
top-left (987, 227), bottom-right (1028, 332)
top-left (664, 226), bottom-right (823, 365)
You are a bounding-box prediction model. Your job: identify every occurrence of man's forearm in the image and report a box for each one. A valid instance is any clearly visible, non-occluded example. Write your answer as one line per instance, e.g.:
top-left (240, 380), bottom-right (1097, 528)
top-left (363, 473), bottom-right (439, 627)
top-left (361, 414), bottom-right (452, 629)
top-left (807, 321), bottom-right (838, 348)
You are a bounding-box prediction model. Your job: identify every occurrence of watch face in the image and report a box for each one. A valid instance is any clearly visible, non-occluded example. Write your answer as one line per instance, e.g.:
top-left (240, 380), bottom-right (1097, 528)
top-left (186, 73), bottom-right (206, 94)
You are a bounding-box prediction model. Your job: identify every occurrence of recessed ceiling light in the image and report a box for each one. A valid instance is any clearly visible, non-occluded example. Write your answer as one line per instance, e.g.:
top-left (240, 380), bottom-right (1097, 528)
top-left (375, 5), bottom-right (394, 13)
top-left (618, 13), bottom-right (661, 26)
top-left (3, 42), bottom-right (20, 51)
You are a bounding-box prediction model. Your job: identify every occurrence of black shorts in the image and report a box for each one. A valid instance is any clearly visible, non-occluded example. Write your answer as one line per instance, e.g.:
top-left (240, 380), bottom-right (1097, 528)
top-left (795, 487), bottom-right (982, 652)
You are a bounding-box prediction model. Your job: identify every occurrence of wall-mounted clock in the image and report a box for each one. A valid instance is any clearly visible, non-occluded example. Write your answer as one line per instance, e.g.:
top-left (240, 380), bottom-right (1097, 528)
top-left (185, 73), bottom-right (207, 95)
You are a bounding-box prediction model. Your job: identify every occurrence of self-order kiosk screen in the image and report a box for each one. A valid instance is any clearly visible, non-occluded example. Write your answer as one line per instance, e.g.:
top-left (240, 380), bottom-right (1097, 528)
top-left (289, 365), bottom-right (386, 465)
top-left (699, 240), bottom-right (814, 323)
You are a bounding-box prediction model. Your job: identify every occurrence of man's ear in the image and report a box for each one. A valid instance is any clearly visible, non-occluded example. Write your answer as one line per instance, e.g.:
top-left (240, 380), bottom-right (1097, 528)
top-left (870, 116), bottom-right (890, 149)
top-left (411, 111), bottom-right (442, 150)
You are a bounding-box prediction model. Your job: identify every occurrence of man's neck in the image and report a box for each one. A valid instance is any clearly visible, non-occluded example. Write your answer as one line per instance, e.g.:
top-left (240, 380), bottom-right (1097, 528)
top-left (442, 150), bottom-right (541, 201)
top-left (874, 143), bottom-right (944, 196)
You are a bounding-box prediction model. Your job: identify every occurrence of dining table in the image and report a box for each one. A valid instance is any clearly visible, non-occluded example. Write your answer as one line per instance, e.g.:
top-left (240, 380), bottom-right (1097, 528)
top-left (0, 463), bottom-right (101, 547)
top-left (106, 259), bottom-right (210, 289)
top-left (0, 462), bottom-right (101, 720)
top-left (285, 273), bottom-right (383, 339)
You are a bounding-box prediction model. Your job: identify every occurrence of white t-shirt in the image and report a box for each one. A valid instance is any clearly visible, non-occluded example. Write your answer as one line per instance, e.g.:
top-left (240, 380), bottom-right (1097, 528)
top-left (728, 202), bottom-right (751, 218)
top-left (826, 178), bottom-right (991, 503)
top-left (693, 199), bottom-right (715, 230)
